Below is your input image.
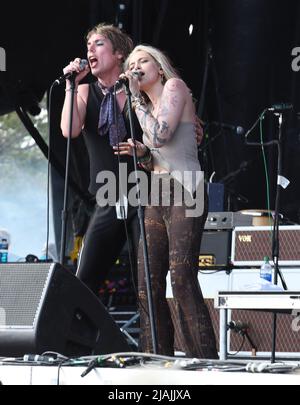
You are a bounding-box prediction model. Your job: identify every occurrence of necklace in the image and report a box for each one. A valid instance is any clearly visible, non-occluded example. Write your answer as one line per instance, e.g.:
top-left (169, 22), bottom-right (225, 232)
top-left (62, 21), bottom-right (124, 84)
top-left (97, 81), bottom-right (124, 96)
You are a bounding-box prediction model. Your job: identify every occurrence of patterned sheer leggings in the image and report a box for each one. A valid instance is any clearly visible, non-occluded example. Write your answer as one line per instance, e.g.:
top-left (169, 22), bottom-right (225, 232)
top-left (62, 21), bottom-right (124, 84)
top-left (138, 178), bottom-right (218, 358)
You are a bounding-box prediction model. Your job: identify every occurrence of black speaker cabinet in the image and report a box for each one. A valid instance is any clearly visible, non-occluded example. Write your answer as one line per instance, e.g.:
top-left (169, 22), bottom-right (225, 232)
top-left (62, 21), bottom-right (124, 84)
top-left (200, 230), bottom-right (231, 267)
top-left (0, 263), bottom-right (130, 357)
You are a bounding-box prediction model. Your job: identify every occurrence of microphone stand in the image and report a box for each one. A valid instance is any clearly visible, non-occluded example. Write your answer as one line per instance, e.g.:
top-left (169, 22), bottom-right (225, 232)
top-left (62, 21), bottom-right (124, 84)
top-left (245, 110), bottom-right (288, 363)
top-left (270, 112), bottom-right (288, 363)
top-left (197, 39), bottom-right (217, 175)
top-left (198, 125), bottom-right (224, 153)
top-left (198, 122), bottom-right (242, 153)
top-left (122, 84), bottom-right (158, 354)
top-left (59, 76), bottom-right (76, 266)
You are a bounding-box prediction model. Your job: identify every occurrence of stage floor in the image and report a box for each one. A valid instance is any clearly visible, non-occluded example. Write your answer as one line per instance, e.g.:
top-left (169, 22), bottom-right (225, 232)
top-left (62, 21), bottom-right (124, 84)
top-left (1, 356), bottom-right (300, 385)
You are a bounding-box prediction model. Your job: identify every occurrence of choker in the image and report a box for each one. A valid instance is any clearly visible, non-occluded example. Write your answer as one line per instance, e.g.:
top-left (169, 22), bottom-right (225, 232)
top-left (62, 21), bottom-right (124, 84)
top-left (97, 81), bottom-right (124, 96)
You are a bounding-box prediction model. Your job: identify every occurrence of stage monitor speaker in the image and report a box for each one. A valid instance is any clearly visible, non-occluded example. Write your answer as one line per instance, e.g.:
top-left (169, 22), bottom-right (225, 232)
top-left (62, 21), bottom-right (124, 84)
top-left (0, 262), bottom-right (130, 357)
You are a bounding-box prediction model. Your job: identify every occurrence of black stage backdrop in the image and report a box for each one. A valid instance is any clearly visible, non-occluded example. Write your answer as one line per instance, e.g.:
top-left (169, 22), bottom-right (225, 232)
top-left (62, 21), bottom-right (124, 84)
top-left (1, 0), bottom-right (300, 252)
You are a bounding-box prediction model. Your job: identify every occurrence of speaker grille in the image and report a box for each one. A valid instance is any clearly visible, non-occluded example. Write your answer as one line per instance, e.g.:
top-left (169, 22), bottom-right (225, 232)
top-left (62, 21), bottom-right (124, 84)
top-left (0, 263), bottom-right (54, 328)
top-left (232, 226), bottom-right (300, 265)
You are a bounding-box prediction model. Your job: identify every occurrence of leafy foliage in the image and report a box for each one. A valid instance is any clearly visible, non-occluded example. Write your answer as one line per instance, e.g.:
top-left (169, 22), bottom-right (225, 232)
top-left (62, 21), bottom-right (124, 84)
top-left (0, 96), bottom-right (48, 188)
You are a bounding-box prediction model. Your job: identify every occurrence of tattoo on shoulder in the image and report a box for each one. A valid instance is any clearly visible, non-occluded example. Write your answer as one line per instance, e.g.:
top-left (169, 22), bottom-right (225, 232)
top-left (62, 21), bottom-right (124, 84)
top-left (157, 103), bottom-right (169, 118)
top-left (169, 94), bottom-right (179, 109)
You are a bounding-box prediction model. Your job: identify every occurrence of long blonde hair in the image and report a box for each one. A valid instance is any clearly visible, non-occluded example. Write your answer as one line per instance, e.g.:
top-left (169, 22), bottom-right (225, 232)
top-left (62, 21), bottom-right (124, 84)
top-left (125, 44), bottom-right (180, 81)
top-left (124, 44), bottom-right (180, 105)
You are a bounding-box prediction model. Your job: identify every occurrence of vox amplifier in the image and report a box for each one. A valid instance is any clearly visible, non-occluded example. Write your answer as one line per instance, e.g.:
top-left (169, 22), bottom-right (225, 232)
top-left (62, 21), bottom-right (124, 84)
top-left (231, 225), bottom-right (300, 266)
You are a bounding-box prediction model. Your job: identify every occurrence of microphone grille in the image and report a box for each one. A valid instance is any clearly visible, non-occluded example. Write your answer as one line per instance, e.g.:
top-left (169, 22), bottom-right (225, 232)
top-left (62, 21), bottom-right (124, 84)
top-left (132, 71), bottom-right (143, 79)
top-left (79, 59), bottom-right (88, 69)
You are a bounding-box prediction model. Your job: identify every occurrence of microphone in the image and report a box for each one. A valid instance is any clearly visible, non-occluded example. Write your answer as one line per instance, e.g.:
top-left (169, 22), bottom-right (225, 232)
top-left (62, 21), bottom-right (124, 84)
top-left (210, 121), bottom-right (245, 136)
top-left (115, 71), bottom-right (144, 87)
top-left (227, 320), bottom-right (248, 335)
top-left (54, 59), bottom-right (88, 86)
top-left (268, 102), bottom-right (293, 112)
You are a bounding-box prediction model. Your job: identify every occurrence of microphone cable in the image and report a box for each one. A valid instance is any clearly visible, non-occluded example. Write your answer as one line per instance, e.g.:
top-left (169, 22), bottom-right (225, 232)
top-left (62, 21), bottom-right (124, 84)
top-left (245, 108), bottom-right (277, 239)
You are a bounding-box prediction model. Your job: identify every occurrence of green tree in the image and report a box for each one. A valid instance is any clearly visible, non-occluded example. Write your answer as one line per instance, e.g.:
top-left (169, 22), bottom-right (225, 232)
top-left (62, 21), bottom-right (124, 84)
top-left (0, 94), bottom-right (54, 258)
top-left (0, 96), bottom-right (48, 188)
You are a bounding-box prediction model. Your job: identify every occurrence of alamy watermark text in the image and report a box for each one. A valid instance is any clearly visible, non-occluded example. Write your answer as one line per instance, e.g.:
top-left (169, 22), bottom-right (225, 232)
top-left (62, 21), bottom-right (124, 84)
top-left (95, 164), bottom-right (204, 217)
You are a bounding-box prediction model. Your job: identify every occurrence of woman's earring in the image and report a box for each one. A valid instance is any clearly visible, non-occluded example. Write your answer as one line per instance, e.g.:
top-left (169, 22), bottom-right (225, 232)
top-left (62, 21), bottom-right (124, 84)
top-left (161, 73), bottom-right (165, 84)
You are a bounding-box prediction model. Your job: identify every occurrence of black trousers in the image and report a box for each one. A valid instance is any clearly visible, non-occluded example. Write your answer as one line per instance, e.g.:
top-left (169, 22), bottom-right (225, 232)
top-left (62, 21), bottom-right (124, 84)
top-left (76, 204), bottom-right (140, 295)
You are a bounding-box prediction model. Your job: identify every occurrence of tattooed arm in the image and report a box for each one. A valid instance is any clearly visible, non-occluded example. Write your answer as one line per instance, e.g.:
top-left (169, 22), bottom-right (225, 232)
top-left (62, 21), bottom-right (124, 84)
top-left (134, 78), bottom-right (187, 148)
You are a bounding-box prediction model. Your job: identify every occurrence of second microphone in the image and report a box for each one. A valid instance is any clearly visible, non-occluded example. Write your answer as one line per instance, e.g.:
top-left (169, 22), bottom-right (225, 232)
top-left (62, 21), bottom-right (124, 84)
top-left (115, 71), bottom-right (144, 87)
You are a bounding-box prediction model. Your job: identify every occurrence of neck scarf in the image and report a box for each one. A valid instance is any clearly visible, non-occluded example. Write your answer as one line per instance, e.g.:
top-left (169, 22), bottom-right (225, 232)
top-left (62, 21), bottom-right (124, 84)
top-left (98, 85), bottom-right (127, 146)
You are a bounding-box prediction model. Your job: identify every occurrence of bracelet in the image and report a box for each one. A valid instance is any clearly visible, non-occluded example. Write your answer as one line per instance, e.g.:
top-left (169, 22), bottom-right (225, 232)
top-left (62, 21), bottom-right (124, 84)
top-left (138, 147), bottom-right (152, 164)
top-left (65, 88), bottom-right (78, 93)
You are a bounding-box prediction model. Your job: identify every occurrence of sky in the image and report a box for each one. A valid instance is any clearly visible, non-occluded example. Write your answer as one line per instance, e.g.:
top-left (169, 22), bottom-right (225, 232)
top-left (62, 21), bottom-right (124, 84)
top-left (0, 161), bottom-right (56, 261)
